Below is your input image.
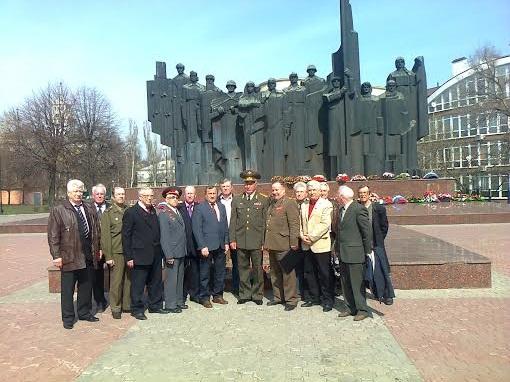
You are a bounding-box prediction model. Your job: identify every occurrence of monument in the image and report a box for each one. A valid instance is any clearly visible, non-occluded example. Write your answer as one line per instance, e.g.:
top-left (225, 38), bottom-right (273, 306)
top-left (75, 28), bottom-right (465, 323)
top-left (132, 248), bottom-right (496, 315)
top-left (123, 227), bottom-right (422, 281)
top-left (146, 0), bottom-right (428, 185)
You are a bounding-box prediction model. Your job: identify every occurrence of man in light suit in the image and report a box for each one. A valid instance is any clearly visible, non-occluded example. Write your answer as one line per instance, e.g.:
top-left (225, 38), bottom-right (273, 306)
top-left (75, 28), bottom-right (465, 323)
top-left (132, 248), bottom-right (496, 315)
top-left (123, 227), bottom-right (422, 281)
top-left (334, 186), bottom-right (372, 321)
top-left (192, 186), bottom-right (230, 308)
top-left (158, 187), bottom-right (187, 313)
top-left (299, 180), bottom-right (334, 312)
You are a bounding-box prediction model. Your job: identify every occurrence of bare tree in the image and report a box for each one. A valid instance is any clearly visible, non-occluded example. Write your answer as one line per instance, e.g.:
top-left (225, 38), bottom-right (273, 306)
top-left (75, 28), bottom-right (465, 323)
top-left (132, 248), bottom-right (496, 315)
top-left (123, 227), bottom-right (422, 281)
top-left (2, 83), bottom-right (76, 205)
top-left (143, 121), bottom-right (163, 187)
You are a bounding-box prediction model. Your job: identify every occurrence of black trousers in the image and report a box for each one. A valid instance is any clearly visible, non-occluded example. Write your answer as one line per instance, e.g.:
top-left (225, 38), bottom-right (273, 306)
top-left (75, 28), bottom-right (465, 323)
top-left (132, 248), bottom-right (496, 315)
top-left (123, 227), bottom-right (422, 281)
top-left (130, 255), bottom-right (163, 314)
top-left (198, 248), bottom-right (226, 301)
top-left (93, 257), bottom-right (107, 305)
top-left (61, 263), bottom-right (94, 324)
top-left (304, 250), bottom-right (334, 306)
top-left (183, 256), bottom-right (200, 302)
top-left (294, 248), bottom-right (308, 300)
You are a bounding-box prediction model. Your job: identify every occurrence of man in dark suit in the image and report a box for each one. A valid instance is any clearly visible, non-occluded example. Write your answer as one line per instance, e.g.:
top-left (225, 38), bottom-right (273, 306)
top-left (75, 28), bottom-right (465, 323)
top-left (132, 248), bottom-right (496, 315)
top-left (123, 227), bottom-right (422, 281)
top-left (47, 179), bottom-right (100, 329)
top-left (122, 187), bottom-right (167, 320)
top-left (178, 185), bottom-right (200, 303)
top-left (89, 183), bottom-right (109, 312)
top-left (334, 185), bottom-right (372, 321)
top-left (192, 186), bottom-right (230, 308)
top-left (358, 185), bottom-right (395, 305)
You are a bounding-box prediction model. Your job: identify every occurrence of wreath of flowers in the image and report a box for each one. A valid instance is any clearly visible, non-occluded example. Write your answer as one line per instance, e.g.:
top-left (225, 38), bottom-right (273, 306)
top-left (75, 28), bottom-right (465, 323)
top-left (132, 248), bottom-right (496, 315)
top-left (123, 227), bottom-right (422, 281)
top-left (335, 173), bottom-right (350, 184)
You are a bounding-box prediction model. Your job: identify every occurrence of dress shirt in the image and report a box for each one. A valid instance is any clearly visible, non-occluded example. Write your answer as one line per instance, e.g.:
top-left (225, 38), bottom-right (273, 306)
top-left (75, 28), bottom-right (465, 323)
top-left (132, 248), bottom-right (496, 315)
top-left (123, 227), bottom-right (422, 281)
top-left (71, 202), bottom-right (89, 228)
top-left (219, 194), bottom-right (233, 226)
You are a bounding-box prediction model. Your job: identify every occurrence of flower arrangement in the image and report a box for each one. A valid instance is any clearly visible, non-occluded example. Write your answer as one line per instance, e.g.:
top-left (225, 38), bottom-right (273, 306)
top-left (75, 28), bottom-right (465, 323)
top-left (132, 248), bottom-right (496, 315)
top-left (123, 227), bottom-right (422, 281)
top-left (423, 171), bottom-right (439, 179)
top-left (395, 172), bottom-right (411, 180)
top-left (382, 195), bottom-right (394, 205)
top-left (367, 174), bottom-right (381, 180)
top-left (296, 175), bottom-right (312, 183)
top-left (271, 175), bottom-right (285, 183)
top-left (438, 193), bottom-right (452, 202)
top-left (335, 173), bottom-right (350, 184)
top-left (423, 190), bottom-right (438, 203)
top-left (382, 172), bottom-right (395, 180)
top-left (407, 196), bottom-right (425, 203)
top-left (351, 174), bottom-right (367, 181)
top-left (312, 174), bottom-right (327, 182)
top-left (392, 195), bottom-right (408, 204)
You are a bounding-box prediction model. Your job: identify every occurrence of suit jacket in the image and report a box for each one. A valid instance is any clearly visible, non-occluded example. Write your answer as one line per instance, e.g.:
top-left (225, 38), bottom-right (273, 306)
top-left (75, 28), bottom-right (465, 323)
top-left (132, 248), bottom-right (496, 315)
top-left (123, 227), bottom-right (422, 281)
top-left (299, 197), bottom-right (333, 253)
top-left (334, 201), bottom-right (371, 264)
top-left (264, 197), bottom-right (300, 252)
top-left (371, 203), bottom-right (389, 249)
top-left (192, 201), bottom-right (229, 251)
top-left (177, 201), bottom-right (199, 257)
top-left (122, 203), bottom-right (162, 265)
top-left (158, 204), bottom-right (186, 259)
top-left (229, 192), bottom-right (269, 250)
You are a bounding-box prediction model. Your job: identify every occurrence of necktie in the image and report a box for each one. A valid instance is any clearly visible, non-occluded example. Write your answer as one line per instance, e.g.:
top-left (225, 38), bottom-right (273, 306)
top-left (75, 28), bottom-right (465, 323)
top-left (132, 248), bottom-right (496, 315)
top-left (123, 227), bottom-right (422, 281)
top-left (340, 207), bottom-right (346, 222)
top-left (75, 205), bottom-right (90, 238)
top-left (96, 204), bottom-right (103, 218)
top-left (210, 203), bottom-right (220, 221)
top-left (187, 204), bottom-right (192, 218)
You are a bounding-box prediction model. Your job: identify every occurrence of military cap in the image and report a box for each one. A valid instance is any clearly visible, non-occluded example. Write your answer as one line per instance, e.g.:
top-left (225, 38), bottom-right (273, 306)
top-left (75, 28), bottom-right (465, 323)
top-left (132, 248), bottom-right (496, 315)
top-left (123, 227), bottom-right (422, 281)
top-left (240, 169), bottom-right (261, 182)
top-left (307, 64), bottom-right (317, 71)
top-left (226, 80), bottom-right (237, 87)
top-left (162, 187), bottom-right (182, 198)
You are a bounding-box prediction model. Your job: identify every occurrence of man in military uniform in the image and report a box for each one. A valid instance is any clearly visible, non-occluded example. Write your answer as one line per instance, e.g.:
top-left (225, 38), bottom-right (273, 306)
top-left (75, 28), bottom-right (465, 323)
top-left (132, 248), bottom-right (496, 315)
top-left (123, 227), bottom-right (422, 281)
top-left (263, 181), bottom-right (300, 311)
top-left (229, 170), bottom-right (269, 305)
top-left (100, 187), bottom-right (130, 319)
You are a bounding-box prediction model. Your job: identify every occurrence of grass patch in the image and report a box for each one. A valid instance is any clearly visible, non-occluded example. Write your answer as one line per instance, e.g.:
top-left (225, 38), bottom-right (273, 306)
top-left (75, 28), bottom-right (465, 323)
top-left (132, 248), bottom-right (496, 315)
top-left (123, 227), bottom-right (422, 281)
top-left (0, 204), bottom-right (49, 214)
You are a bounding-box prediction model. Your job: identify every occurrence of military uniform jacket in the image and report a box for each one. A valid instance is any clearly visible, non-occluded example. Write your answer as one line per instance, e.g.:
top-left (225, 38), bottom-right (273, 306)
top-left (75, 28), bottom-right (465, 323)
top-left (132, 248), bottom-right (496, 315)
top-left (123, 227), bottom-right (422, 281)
top-left (100, 203), bottom-right (127, 260)
top-left (229, 192), bottom-right (269, 250)
top-left (264, 197), bottom-right (300, 252)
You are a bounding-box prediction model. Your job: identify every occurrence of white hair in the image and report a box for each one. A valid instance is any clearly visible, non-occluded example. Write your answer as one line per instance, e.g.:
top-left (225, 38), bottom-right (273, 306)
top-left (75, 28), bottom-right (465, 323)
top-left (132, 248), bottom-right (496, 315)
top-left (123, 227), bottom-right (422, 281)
top-left (338, 185), bottom-right (354, 200)
top-left (184, 185), bottom-right (196, 194)
top-left (67, 179), bottom-right (84, 192)
top-left (307, 180), bottom-right (321, 190)
top-left (320, 183), bottom-right (330, 191)
top-left (113, 187), bottom-right (125, 195)
top-left (92, 183), bottom-right (106, 195)
top-left (293, 182), bottom-right (307, 192)
top-left (138, 187), bottom-right (153, 196)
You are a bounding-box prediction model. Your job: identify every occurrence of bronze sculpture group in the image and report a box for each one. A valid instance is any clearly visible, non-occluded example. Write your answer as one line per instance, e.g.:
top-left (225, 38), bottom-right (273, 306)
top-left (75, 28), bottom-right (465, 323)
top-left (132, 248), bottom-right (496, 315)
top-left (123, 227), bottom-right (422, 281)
top-left (146, 0), bottom-right (428, 185)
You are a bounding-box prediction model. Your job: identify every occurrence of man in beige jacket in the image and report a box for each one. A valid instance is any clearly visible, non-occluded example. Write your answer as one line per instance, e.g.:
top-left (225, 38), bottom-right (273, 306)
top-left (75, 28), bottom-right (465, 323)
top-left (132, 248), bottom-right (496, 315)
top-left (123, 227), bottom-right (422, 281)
top-left (299, 180), bottom-right (334, 311)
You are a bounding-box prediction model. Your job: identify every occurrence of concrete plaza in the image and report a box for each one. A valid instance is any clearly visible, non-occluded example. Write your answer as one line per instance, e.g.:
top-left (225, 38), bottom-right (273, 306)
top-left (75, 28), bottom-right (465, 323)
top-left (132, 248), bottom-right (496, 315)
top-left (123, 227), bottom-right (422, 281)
top-left (0, 224), bottom-right (509, 381)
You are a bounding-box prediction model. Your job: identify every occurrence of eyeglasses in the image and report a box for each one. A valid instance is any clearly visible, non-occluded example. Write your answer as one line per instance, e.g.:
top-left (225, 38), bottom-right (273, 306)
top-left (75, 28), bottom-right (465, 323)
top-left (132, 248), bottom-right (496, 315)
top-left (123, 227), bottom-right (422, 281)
top-left (166, 195), bottom-right (177, 200)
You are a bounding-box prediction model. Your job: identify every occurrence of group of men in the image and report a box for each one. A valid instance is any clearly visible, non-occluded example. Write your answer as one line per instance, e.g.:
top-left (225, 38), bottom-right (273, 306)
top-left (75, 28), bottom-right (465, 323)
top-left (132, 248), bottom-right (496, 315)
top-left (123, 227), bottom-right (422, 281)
top-left (48, 170), bottom-right (394, 329)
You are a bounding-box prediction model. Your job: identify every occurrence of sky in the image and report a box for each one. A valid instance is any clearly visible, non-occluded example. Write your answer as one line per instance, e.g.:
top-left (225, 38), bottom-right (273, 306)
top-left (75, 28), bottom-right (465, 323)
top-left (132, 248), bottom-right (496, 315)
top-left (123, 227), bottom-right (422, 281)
top-left (1, 0), bottom-right (509, 140)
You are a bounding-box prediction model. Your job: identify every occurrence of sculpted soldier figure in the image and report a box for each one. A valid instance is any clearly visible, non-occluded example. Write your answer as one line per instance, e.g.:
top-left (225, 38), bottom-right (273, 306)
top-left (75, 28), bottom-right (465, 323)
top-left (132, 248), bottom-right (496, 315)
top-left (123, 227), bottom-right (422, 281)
top-left (238, 81), bottom-right (264, 172)
top-left (211, 80), bottom-right (243, 182)
top-left (172, 63), bottom-right (190, 183)
top-left (302, 65), bottom-right (328, 175)
top-left (357, 81), bottom-right (385, 175)
top-left (284, 72), bottom-right (307, 175)
top-left (261, 78), bottom-right (289, 177)
top-left (379, 79), bottom-right (409, 173)
top-left (200, 74), bottom-right (223, 184)
top-left (182, 71), bottom-right (205, 185)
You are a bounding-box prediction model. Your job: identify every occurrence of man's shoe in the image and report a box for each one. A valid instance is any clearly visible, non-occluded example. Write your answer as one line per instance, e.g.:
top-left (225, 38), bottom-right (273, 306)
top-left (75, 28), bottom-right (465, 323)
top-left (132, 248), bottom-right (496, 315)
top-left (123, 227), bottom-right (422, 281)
top-left (148, 308), bottom-right (169, 314)
top-left (301, 301), bottom-right (319, 308)
top-left (63, 322), bottom-right (74, 329)
top-left (266, 301), bottom-right (282, 306)
top-left (178, 304), bottom-right (189, 309)
top-left (79, 315), bottom-right (99, 322)
top-left (237, 299), bottom-right (250, 304)
top-left (322, 305), bottom-right (333, 312)
top-left (338, 310), bottom-right (354, 318)
top-left (190, 297), bottom-right (200, 304)
top-left (284, 304), bottom-right (297, 311)
top-left (122, 308), bottom-right (131, 313)
top-left (353, 312), bottom-right (370, 321)
top-left (131, 312), bottom-right (147, 320)
top-left (163, 308), bottom-right (182, 313)
top-left (201, 300), bottom-right (213, 308)
top-left (212, 296), bottom-right (228, 304)
top-left (253, 300), bottom-right (263, 305)
top-left (112, 311), bottom-right (122, 319)
top-left (383, 298), bottom-right (394, 305)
